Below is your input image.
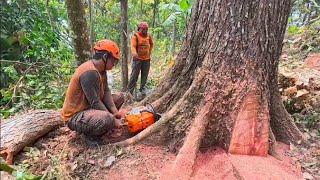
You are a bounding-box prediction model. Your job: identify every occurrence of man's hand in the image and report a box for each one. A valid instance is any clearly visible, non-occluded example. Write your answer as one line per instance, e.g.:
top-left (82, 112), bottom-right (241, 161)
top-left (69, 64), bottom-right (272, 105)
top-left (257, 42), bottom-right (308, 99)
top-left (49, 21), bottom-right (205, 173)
top-left (114, 108), bottom-right (129, 119)
top-left (114, 118), bottom-right (123, 129)
top-left (132, 53), bottom-right (138, 59)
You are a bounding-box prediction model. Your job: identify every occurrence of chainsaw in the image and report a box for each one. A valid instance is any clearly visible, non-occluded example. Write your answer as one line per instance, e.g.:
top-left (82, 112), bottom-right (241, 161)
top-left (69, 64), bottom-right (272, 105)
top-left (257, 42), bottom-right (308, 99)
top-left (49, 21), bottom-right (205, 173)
top-left (123, 103), bottom-right (161, 133)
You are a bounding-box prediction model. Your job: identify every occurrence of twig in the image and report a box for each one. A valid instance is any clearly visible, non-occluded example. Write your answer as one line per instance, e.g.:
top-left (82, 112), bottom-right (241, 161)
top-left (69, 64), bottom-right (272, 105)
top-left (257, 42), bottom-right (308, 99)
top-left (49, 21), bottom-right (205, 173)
top-left (0, 59), bottom-right (30, 65)
top-left (4, 63), bottom-right (36, 107)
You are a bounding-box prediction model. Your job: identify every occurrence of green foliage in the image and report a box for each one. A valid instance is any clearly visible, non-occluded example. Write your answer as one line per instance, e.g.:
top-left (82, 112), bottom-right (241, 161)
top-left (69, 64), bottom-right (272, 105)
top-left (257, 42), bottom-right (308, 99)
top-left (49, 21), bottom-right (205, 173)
top-left (292, 111), bottom-right (320, 129)
top-left (287, 25), bottom-right (303, 35)
top-left (0, 158), bottom-right (41, 180)
top-left (0, 0), bottom-right (74, 118)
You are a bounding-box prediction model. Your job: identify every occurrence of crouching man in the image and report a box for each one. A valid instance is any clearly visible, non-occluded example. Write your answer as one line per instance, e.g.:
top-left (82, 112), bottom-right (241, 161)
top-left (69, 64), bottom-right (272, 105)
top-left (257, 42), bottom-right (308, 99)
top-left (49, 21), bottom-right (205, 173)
top-left (61, 39), bottom-right (127, 145)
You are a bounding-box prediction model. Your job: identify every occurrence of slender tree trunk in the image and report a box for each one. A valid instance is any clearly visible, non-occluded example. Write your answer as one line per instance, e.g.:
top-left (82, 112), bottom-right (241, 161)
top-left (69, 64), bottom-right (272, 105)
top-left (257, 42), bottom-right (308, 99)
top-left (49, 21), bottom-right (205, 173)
top-left (65, 0), bottom-right (91, 65)
top-left (120, 0), bottom-right (129, 91)
top-left (152, 0), bottom-right (159, 28)
top-left (88, 0), bottom-right (95, 53)
top-left (140, 0), bottom-right (143, 19)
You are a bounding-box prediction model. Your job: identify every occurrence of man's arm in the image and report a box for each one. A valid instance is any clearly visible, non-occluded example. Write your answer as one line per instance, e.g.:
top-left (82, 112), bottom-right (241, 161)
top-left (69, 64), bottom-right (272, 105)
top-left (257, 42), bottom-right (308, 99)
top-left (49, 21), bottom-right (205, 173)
top-left (131, 35), bottom-right (138, 57)
top-left (149, 35), bottom-right (154, 52)
top-left (103, 84), bottom-right (118, 115)
top-left (80, 71), bottom-right (107, 111)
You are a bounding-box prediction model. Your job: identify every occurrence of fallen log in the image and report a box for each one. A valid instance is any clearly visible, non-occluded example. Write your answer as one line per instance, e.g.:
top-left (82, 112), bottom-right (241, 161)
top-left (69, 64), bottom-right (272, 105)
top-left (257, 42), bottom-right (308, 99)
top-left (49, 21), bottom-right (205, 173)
top-left (0, 110), bottom-right (63, 165)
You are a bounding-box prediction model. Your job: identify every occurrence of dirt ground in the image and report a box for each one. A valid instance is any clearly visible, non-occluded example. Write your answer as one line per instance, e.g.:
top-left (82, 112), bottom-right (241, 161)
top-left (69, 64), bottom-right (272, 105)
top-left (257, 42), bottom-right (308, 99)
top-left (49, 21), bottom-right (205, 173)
top-left (0, 125), bottom-right (312, 179)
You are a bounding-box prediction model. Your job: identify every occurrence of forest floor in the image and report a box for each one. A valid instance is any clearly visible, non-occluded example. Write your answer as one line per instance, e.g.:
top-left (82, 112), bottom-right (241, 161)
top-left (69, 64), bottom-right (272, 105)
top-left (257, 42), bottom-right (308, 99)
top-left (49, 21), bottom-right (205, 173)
top-left (1, 123), bottom-right (318, 180)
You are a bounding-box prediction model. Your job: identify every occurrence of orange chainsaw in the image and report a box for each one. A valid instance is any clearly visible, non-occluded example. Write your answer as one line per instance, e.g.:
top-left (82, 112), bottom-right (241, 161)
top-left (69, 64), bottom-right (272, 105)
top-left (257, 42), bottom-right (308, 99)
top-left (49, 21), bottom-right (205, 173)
top-left (124, 103), bottom-right (161, 133)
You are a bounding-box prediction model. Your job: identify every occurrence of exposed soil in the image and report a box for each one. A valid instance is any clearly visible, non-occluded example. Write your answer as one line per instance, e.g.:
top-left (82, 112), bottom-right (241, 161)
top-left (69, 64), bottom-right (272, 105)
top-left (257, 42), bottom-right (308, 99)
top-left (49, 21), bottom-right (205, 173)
top-left (5, 126), bottom-right (315, 179)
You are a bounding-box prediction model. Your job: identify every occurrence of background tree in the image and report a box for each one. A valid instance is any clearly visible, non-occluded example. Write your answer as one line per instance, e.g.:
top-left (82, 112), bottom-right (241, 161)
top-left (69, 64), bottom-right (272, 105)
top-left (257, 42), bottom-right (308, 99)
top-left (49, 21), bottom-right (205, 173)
top-left (88, 0), bottom-right (95, 51)
top-left (65, 0), bottom-right (91, 65)
top-left (120, 0), bottom-right (129, 91)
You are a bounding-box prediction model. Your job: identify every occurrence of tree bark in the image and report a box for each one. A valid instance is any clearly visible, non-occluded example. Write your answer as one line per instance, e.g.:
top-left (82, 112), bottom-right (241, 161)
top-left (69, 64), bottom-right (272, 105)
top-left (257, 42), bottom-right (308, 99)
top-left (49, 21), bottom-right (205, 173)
top-left (124, 0), bottom-right (308, 177)
top-left (0, 110), bottom-right (63, 165)
top-left (152, 0), bottom-right (159, 28)
top-left (65, 0), bottom-right (91, 66)
top-left (120, 0), bottom-right (129, 91)
top-left (88, 0), bottom-right (95, 52)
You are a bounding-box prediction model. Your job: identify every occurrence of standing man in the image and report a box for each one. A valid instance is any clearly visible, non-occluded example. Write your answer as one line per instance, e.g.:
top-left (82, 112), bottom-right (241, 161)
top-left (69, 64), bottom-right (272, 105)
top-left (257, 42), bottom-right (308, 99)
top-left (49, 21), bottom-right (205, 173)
top-left (128, 22), bottom-right (154, 97)
top-left (61, 39), bottom-right (127, 145)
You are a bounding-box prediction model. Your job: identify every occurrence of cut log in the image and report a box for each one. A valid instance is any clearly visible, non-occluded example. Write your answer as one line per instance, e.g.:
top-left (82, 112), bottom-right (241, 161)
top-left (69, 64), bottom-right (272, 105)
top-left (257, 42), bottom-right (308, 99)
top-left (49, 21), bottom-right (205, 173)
top-left (0, 110), bottom-right (63, 164)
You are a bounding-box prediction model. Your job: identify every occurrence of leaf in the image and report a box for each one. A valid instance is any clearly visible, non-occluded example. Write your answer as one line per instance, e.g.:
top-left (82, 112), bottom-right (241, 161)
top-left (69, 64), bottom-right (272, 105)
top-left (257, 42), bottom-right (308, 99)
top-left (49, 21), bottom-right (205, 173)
top-left (116, 148), bottom-right (125, 157)
top-left (179, 0), bottom-right (190, 11)
top-left (104, 156), bottom-right (116, 168)
top-left (159, 3), bottom-right (180, 12)
top-left (15, 170), bottom-right (41, 180)
top-left (296, 89), bottom-right (309, 98)
top-left (0, 160), bottom-right (15, 174)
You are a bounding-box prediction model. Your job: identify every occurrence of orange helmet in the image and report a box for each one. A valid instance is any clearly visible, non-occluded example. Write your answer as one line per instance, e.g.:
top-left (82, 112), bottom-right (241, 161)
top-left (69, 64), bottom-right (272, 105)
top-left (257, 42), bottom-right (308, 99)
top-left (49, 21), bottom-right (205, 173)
top-left (93, 39), bottom-right (120, 60)
top-left (138, 22), bottom-right (149, 29)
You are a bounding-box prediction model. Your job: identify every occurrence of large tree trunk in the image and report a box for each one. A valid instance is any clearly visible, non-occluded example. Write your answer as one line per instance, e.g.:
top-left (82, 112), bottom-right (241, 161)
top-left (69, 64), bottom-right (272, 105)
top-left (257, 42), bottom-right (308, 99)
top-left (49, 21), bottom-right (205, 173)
top-left (117, 0), bottom-right (308, 178)
top-left (120, 0), bottom-right (129, 91)
top-left (0, 110), bottom-right (62, 165)
top-left (65, 0), bottom-right (91, 65)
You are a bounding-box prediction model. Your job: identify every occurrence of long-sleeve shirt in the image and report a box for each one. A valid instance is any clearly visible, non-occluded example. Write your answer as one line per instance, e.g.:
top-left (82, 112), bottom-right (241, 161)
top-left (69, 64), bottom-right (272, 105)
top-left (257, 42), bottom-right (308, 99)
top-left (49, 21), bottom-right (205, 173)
top-left (79, 70), bottom-right (118, 114)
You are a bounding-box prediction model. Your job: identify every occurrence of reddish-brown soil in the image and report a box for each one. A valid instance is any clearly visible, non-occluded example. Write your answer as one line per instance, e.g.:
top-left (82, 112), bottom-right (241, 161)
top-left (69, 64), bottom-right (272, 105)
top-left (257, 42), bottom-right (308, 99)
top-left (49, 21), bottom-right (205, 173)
top-left (8, 127), bottom-right (306, 180)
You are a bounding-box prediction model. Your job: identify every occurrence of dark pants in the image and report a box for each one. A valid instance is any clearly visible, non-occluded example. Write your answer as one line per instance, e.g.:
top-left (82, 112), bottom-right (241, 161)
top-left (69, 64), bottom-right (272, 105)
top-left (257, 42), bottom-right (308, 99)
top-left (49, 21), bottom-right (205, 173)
top-left (67, 93), bottom-right (124, 137)
top-left (127, 58), bottom-right (150, 94)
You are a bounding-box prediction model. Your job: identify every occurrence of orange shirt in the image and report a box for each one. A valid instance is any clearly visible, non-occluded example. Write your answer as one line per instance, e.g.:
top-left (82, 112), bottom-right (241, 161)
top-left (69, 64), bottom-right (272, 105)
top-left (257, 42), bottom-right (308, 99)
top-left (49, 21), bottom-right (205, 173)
top-left (131, 32), bottom-right (154, 60)
top-left (61, 61), bottom-right (105, 121)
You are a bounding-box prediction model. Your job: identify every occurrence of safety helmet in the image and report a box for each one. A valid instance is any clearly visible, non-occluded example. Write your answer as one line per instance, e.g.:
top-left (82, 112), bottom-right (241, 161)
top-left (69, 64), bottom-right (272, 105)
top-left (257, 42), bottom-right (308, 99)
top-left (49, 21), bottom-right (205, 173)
top-left (93, 39), bottom-right (120, 60)
top-left (138, 22), bottom-right (149, 29)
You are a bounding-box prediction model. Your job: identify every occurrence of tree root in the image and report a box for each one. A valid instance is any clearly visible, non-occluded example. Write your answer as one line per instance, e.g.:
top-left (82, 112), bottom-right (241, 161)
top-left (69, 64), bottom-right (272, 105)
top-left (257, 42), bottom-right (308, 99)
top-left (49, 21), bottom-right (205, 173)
top-left (270, 91), bottom-right (309, 146)
top-left (165, 104), bottom-right (211, 179)
top-left (269, 127), bottom-right (282, 161)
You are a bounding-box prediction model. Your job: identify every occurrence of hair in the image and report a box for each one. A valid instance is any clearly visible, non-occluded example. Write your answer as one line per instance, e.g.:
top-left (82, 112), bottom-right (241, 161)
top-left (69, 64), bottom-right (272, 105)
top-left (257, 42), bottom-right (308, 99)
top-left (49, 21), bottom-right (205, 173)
top-left (93, 50), bottom-right (110, 61)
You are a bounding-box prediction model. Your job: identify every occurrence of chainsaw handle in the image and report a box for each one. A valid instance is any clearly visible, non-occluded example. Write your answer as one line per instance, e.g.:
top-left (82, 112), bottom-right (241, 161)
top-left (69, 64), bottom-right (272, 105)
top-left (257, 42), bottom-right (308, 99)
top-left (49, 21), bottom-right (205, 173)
top-left (144, 103), bottom-right (156, 114)
top-left (143, 103), bottom-right (161, 121)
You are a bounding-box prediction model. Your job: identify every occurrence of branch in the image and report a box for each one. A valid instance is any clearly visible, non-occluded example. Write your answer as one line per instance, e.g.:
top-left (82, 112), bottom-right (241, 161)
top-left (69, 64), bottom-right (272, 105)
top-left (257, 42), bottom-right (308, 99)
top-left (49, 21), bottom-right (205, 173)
top-left (0, 59), bottom-right (30, 65)
top-left (10, 62), bottom-right (36, 104)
